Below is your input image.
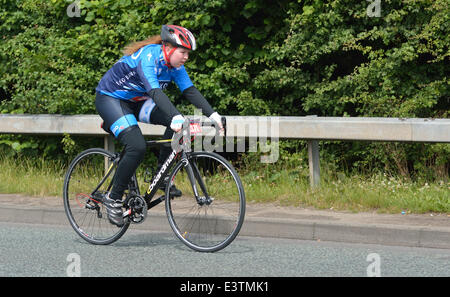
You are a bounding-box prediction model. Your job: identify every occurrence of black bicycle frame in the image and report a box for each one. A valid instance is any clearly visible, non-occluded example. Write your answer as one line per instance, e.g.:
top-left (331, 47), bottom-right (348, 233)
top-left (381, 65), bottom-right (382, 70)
top-left (140, 141), bottom-right (210, 208)
top-left (97, 118), bottom-right (225, 208)
top-left (142, 145), bottom-right (179, 208)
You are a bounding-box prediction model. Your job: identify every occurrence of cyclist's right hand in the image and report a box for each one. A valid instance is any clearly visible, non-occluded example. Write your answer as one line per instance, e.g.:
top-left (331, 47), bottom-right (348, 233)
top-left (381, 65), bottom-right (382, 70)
top-left (170, 114), bottom-right (185, 132)
top-left (209, 112), bottom-right (225, 136)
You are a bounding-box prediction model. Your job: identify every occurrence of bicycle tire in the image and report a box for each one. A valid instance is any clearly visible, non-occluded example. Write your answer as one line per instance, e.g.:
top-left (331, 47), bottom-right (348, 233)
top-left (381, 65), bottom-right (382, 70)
top-left (165, 151), bottom-right (245, 252)
top-left (63, 148), bottom-right (130, 245)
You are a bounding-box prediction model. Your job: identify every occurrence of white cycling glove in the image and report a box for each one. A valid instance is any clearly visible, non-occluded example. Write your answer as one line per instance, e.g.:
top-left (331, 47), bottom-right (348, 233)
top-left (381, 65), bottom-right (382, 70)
top-left (209, 112), bottom-right (225, 136)
top-left (170, 114), bottom-right (185, 132)
top-left (209, 112), bottom-right (223, 128)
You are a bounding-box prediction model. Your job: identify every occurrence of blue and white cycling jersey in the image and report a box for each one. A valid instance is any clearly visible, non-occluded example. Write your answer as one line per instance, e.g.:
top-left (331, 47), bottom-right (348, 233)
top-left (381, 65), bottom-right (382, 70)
top-left (96, 44), bottom-right (194, 101)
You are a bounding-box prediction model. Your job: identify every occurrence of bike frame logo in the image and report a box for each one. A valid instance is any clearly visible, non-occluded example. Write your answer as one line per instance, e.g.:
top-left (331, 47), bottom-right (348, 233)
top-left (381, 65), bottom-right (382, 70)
top-left (147, 150), bottom-right (176, 195)
top-left (172, 109), bottom-right (279, 164)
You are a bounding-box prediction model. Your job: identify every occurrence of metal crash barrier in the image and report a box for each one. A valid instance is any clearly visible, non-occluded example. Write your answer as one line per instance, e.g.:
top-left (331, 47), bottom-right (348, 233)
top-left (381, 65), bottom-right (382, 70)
top-left (1, 114), bottom-right (449, 187)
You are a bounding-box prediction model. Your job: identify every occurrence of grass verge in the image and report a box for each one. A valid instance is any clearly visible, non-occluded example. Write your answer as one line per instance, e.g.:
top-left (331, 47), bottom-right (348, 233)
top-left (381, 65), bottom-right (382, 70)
top-left (0, 154), bottom-right (448, 214)
top-left (240, 168), bottom-right (449, 213)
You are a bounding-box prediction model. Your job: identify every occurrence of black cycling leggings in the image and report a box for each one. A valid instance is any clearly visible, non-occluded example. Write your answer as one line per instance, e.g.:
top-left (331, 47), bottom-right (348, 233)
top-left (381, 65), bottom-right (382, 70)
top-left (95, 92), bottom-right (173, 201)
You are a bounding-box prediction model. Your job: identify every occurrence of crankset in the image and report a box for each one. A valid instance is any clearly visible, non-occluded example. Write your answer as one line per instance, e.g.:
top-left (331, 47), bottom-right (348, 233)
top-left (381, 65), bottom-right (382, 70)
top-left (124, 195), bottom-right (148, 224)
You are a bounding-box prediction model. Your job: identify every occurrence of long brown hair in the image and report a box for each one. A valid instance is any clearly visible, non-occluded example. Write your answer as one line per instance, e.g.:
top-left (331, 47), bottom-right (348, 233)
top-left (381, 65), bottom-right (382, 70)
top-left (122, 35), bottom-right (163, 56)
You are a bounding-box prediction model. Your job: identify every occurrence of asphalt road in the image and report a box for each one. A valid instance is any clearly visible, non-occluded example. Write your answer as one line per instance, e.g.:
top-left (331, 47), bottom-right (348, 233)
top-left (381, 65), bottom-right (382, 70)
top-left (0, 222), bottom-right (449, 277)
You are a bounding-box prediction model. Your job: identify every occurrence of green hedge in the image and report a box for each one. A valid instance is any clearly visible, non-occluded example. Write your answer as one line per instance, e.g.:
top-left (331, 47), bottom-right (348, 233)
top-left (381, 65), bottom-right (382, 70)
top-left (0, 0), bottom-right (448, 178)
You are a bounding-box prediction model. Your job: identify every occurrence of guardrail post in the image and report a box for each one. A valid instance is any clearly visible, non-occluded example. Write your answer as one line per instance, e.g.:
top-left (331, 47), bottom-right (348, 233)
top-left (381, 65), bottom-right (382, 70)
top-left (104, 135), bottom-right (115, 153)
top-left (104, 135), bottom-right (115, 174)
top-left (307, 140), bottom-right (320, 187)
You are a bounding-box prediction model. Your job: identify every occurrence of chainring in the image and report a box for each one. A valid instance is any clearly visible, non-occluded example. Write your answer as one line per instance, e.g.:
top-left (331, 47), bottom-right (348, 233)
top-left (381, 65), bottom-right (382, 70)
top-left (126, 195), bottom-right (148, 224)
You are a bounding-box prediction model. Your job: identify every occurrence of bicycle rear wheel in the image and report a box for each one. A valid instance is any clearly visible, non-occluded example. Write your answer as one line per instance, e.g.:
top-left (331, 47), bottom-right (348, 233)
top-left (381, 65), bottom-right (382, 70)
top-left (63, 148), bottom-right (130, 245)
top-left (166, 152), bottom-right (245, 252)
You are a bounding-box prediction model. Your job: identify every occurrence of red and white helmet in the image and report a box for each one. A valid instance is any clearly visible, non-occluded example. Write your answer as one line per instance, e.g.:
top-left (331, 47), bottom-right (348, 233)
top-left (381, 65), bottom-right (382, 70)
top-left (161, 25), bottom-right (197, 51)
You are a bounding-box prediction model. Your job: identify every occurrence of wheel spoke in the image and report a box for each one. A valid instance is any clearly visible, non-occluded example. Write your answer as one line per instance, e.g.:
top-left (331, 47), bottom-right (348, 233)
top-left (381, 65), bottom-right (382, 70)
top-left (63, 149), bottom-right (129, 245)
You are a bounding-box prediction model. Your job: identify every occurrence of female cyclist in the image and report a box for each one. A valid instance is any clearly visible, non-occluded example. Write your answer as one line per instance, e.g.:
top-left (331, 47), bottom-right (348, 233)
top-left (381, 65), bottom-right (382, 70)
top-left (95, 25), bottom-right (223, 227)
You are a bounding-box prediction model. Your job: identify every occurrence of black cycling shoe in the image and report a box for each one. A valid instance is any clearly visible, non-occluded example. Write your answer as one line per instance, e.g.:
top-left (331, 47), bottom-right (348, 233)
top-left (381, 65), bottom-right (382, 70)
top-left (159, 177), bottom-right (182, 197)
top-left (103, 194), bottom-right (124, 227)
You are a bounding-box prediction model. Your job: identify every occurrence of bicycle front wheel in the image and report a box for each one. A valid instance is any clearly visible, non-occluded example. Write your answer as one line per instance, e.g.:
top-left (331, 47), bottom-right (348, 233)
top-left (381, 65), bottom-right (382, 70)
top-left (63, 148), bottom-right (130, 245)
top-left (166, 152), bottom-right (245, 252)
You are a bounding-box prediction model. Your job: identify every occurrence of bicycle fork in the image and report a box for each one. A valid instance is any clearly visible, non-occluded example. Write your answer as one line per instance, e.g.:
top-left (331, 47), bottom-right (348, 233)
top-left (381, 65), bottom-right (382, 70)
top-left (183, 154), bottom-right (212, 205)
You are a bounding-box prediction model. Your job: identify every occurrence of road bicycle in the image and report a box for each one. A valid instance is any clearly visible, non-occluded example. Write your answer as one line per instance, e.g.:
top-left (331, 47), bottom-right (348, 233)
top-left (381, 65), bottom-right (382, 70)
top-left (63, 118), bottom-right (246, 252)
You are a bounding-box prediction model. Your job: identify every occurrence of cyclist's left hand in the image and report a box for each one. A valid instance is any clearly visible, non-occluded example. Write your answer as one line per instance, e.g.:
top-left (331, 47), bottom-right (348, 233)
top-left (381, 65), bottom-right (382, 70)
top-left (170, 114), bottom-right (185, 132)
